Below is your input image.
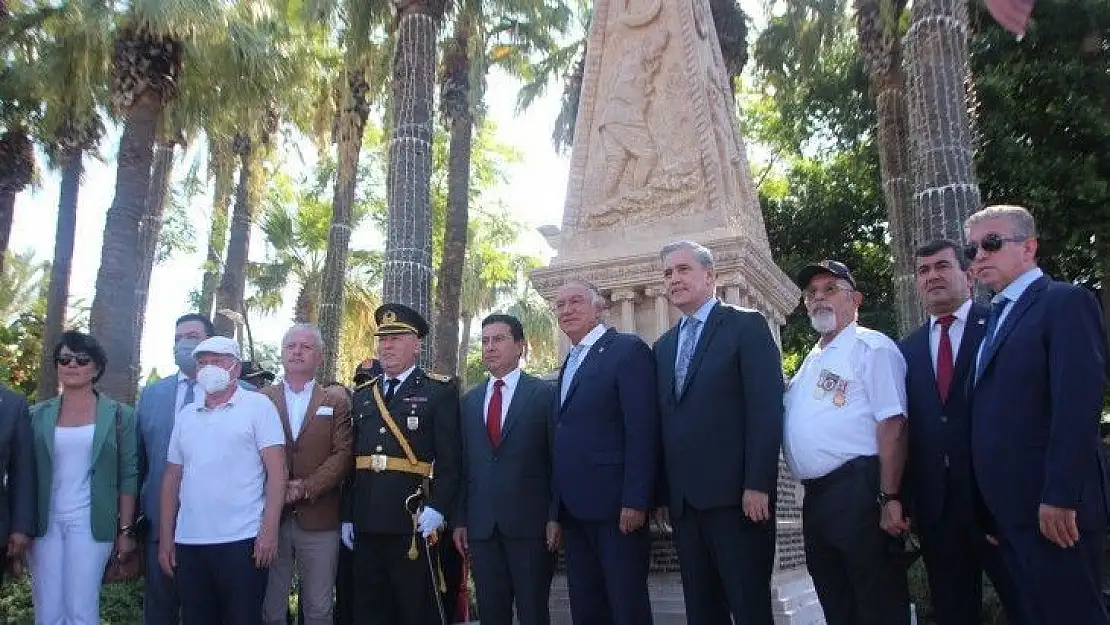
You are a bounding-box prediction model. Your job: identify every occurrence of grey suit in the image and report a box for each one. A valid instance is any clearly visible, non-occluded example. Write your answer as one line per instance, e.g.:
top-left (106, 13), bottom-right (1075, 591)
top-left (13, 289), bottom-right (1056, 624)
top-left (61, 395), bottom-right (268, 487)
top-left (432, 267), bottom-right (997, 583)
top-left (136, 374), bottom-right (184, 625)
top-left (0, 383), bottom-right (36, 580)
top-left (457, 372), bottom-right (556, 625)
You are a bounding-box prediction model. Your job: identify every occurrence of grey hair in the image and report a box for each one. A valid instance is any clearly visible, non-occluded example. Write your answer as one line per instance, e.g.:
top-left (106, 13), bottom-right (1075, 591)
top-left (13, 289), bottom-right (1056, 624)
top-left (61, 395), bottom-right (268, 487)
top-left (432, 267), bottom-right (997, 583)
top-left (561, 278), bottom-right (609, 312)
top-left (660, 240), bottom-right (714, 268)
top-left (283, 323), bottom-right (324, 350)
top-left (965, 205), bottom-right (1037, 240)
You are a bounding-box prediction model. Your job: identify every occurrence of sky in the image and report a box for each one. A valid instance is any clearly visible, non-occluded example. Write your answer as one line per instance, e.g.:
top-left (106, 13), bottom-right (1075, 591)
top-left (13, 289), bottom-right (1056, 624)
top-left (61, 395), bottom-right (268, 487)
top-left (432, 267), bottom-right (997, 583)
top-left (9, 67), bottom-right (571, 379)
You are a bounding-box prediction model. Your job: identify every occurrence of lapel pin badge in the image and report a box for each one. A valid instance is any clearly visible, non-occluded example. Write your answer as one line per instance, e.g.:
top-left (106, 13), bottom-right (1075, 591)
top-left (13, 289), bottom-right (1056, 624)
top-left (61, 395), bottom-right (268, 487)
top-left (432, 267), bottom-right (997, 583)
top-left (978, 319), bottom-right (986, 325)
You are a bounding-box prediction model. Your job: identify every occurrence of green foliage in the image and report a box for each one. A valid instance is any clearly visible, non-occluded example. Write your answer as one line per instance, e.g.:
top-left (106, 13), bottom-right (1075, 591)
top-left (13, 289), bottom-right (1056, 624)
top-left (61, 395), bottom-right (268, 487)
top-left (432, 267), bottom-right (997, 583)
top-left (971, 0), bottom-right (1110, 288)
top-left (0, 577), bottom-right (143, 624)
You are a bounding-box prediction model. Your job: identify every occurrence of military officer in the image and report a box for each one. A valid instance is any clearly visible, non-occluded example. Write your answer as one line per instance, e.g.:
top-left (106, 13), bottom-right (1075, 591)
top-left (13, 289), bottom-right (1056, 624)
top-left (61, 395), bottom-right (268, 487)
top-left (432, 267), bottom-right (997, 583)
top-left (341, 304), bottom-right (462, 625)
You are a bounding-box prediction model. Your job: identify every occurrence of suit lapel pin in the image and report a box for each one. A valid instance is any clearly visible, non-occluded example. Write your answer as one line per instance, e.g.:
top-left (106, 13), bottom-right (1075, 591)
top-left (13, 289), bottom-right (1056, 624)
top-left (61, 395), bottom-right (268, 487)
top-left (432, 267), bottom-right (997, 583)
top-left (978, 319), bottom-right (986, 325)
top-left (598, 347), bottom-right (604, 353)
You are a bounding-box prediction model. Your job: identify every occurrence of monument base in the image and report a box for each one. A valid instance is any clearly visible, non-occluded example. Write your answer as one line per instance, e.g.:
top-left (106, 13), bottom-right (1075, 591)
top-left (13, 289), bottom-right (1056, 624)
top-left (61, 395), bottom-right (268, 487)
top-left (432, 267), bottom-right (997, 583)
top-left (773, 569), bottom-right (826, 625)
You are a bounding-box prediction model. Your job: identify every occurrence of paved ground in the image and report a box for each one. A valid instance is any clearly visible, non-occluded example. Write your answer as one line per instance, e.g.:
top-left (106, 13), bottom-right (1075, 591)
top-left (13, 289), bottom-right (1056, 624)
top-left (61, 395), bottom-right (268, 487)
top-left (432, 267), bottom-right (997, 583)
top-left (548, 573), bottom-right (687, 625)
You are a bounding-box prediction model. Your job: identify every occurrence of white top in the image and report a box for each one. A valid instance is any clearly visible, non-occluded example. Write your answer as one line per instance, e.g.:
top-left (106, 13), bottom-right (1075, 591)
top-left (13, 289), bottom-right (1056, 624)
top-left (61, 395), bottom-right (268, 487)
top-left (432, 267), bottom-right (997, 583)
top-left (283, 378), bottom-right (316, 440)
top-left (50, 424), bottom-right (95, 521)
top-left (483, 367), bottom-right (522, 426)
top-left (928, 299), bottom-right (973, 373)
top-left (167, 388), bottom-right (285, 544)
top-left (783, 324), bottom-right (908, 480)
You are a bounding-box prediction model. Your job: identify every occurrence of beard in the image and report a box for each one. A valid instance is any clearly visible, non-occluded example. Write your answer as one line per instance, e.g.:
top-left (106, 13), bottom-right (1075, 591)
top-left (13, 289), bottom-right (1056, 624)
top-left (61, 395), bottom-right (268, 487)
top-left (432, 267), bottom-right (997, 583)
top-left (809, 310), bottom-right (838, 334)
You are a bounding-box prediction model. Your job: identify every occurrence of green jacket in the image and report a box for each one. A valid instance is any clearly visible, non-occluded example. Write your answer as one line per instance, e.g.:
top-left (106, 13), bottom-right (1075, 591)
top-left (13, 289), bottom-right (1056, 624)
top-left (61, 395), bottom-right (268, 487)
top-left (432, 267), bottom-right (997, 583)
top-left (30, 394), bottom-right (139, 542)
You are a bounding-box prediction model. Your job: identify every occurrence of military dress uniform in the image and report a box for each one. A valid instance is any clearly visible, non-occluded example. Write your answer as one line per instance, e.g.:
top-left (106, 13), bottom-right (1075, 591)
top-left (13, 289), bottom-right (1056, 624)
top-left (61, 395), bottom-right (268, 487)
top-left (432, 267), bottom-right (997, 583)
top-left (343, 305), bottom-right (461, 625)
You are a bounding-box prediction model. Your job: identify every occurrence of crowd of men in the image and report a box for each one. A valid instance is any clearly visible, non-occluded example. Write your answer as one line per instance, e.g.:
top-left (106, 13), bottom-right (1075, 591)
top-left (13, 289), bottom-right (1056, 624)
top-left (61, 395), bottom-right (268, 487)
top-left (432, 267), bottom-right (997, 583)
top-left (0, 202), bottom-right (1106, 625)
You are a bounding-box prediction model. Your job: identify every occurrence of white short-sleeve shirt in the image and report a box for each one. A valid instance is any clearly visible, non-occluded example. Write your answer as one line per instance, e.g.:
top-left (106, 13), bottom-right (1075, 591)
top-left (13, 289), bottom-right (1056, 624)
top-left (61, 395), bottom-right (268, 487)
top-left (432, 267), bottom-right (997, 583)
top-left (167, 387), bottom-right (285, 545)
top-left (783, 323), bottom-right (907, 480)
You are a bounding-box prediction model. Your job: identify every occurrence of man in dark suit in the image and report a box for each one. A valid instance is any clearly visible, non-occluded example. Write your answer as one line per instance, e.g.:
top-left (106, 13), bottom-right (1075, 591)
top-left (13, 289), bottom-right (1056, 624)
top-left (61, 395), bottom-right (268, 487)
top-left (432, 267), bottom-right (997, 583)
top-left (0, 382), bottom-right (34, 583)
top-left (967, 205), bottom-right (1109, 625)
top-left (900, 239), bottom-right (1021, 625)
top-left (553, 279), bottom-right (659, 625)
top-left (651, 241), bottom-right (783, 625)
top-left (341, 303), bottom-right (461, 625)
top-left (453, 314), bottom-right (558, 625)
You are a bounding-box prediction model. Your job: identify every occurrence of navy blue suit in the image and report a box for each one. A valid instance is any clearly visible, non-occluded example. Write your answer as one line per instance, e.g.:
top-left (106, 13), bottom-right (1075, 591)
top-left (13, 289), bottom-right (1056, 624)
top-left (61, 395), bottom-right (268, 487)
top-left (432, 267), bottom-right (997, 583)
top-left (971, 275), bottom-right (1110, 625)
top-left (552, 327), bottom-right (660, 625)
top-left (901, 303), bottom-right (1021, 625)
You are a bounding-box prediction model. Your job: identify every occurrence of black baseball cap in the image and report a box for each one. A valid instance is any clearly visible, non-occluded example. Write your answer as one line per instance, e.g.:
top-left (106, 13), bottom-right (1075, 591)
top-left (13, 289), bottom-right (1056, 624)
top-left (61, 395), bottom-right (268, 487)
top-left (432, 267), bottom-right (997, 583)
top-left (795, 260), bottom-right (856, 290)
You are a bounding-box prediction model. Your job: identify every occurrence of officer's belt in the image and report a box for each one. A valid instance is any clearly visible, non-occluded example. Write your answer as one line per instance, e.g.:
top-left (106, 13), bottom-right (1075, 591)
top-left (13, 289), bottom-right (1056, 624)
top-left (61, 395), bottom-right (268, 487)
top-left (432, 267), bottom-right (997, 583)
top-left (355, 454), bottom-right (433, 477)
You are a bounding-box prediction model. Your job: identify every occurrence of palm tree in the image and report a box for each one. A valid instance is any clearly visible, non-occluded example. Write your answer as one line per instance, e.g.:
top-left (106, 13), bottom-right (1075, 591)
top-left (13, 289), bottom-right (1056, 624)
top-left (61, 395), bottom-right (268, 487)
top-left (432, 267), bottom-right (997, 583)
top-left (88, 0), bottom-right (224, 400)
top-left (0, 126), bottom-right (32, 276)
top-left (903, 0), bottom-right (980, 243)
top-left (855, 0), bottom-right (920, 335)
top-left (197, 135), bottom-right (236, 316)
top-left (381, 0), bottom-right (448, 363)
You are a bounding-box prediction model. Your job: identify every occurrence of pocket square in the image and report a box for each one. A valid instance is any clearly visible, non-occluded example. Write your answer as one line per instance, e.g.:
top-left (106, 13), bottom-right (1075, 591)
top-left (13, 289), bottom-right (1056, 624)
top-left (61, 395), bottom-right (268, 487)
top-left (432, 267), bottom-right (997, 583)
top-left (316, 406), bottom-right (334, 417)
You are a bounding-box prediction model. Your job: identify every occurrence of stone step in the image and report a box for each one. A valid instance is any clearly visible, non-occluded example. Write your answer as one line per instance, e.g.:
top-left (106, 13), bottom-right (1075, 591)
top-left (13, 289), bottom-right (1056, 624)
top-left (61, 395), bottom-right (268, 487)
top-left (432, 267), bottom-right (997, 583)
top-left (546, 573), bottom-right (688, 625)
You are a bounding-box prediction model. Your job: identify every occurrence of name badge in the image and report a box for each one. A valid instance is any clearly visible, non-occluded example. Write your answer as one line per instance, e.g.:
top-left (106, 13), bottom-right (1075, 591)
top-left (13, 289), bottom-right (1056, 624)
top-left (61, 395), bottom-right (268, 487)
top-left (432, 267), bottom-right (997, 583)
top-left (407, 416), bottom-right (420, 431)
top-left (316, 406), bottom-right (334, 417)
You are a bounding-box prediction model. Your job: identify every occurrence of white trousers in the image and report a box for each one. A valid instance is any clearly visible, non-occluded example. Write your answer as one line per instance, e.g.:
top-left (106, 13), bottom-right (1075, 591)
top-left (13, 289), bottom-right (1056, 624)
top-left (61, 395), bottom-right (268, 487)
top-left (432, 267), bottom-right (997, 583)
top-left (30, 514), bottom-right (114, 625)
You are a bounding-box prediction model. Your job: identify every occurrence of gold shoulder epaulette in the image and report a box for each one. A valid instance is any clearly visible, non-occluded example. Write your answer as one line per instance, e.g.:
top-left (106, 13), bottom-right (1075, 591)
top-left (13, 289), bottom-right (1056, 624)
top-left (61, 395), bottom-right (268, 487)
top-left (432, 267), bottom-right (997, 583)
top-left (426, 372), bottom-right (453, 383)
top-left (355, 375), bottom-right (382, 392)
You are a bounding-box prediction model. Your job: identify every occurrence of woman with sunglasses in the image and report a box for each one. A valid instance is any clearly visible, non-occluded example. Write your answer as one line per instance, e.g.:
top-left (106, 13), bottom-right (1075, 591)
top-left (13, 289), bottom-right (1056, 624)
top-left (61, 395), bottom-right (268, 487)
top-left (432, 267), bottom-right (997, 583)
top-left (28, 330), bottom-right (139, 624)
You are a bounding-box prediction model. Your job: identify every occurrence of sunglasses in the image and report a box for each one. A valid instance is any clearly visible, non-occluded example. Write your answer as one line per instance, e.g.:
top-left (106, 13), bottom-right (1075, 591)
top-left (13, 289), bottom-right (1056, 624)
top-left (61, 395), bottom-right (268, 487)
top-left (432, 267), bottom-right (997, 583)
top-left (963, 233), bottom-right (1027, 260)
top-left (56, 354), bottom-right (92, 367)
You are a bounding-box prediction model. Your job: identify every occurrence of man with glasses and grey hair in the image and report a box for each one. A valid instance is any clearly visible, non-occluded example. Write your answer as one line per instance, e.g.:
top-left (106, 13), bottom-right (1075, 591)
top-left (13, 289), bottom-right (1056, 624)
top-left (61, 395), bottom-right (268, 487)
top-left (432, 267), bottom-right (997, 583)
top-left (652, 240), bottom-right (784, 625)
top-left (965, 204), bottom-right (1109, 625)
top-left (783, 260), bottom-right (911, 625)
top-left (260, 323), bottom-right (353, 625)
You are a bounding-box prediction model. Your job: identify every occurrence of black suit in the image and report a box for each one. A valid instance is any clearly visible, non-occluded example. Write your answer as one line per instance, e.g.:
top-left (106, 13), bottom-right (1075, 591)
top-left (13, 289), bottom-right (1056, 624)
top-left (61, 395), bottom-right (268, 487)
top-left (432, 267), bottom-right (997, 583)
top-left (344, 368), bottom-right (461, 625)
top-left (457, 372), bottom-right (556, 625)
top-left (0, 383), bottom-right (35, 583)
top-left (900, 304), bottom-right (1022, 625)
top-left (653, 301), bottom-right (784, 625)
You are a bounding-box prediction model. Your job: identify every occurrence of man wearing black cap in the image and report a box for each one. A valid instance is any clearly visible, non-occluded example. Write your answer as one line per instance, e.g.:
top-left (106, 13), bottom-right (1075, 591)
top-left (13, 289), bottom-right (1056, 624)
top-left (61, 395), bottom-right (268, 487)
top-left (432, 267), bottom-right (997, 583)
top-left (340, 304), bottom-right (461, 625)
top-left (782, 260), bottom-right (911, 625)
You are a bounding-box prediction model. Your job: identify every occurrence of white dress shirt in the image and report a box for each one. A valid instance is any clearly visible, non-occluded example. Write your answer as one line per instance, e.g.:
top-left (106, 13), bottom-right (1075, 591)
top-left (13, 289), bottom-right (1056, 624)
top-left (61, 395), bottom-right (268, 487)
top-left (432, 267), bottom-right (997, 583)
top-left (383, 365), bottom-right (416, 390)
top-left (928, 299), bottom-right (973, 373)
top-left (560, 324), bottom-right (607, 403)
top-left (175, 372), bottom-right (197, 412)
top-left (283, 378), bottom-right (316, 440)
top-left (483, 367), bottom-right (522, 427)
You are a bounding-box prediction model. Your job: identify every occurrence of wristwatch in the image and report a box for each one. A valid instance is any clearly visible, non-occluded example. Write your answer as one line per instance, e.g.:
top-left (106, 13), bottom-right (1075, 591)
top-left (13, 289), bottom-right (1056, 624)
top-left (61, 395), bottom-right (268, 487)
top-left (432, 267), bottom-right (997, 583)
top-left (877, 492), bottom-right (901, 507)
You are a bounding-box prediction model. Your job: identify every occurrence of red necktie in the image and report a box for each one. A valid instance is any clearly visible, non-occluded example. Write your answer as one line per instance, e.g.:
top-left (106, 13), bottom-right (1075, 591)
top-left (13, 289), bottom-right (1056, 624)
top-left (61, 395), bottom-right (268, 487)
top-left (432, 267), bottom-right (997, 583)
top-left (487, 379), bottom-right (504, 448)
top-left (936, 315), bottom-right (957, 403)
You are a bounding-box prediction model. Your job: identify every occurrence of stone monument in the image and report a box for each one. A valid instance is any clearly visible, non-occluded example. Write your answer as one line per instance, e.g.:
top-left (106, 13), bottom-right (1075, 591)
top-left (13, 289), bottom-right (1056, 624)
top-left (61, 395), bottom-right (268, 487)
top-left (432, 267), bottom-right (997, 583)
top-left (531, 0), bottom-right (825, 622)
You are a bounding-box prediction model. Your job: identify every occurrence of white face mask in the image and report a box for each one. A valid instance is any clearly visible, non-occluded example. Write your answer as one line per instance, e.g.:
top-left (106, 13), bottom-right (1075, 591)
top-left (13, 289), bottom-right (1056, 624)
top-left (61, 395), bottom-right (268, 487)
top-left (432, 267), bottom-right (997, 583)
top-left (196, 364), bottom-right (233, 395)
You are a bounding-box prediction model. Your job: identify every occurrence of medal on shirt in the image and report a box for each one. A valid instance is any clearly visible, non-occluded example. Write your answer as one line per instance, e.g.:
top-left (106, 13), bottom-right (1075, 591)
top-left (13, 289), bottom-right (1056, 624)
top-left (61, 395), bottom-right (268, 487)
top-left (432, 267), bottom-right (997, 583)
top-left (814, 369), bottom-right (839, 399)
top-left (407, 416), bottom-right (420, 430)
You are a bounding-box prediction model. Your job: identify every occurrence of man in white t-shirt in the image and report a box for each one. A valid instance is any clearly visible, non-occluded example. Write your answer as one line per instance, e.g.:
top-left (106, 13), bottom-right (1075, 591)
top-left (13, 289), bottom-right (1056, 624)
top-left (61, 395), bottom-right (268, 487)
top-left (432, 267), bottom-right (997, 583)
top-left (158, 336), bottom-right (287, 625)
top-left (783, 260), bottom-right (911, 625)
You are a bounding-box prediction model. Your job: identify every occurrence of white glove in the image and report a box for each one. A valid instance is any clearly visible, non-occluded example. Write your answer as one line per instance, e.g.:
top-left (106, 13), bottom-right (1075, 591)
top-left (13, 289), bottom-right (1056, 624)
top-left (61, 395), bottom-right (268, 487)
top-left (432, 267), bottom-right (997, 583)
top-left (417, 507), bottom-right (445, 538)
top-left (341, 523), bottom-right (355, 550)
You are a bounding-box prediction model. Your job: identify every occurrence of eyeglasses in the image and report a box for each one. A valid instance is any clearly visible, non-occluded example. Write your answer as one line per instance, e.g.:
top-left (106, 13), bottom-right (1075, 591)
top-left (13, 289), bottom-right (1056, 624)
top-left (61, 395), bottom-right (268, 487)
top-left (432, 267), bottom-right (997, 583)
top-left (963, 233), bottom-right (1027, 260)
top-left (803, 284), bottom-right (851, 302)
top-left (56, 354), bottom-right (92, 367)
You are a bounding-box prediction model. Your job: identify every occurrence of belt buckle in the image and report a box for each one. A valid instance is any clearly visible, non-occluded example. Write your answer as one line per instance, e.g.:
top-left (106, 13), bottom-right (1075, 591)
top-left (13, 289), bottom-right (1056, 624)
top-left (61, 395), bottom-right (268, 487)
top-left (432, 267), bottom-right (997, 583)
top-left (370, 454), bottom-right (387, 472)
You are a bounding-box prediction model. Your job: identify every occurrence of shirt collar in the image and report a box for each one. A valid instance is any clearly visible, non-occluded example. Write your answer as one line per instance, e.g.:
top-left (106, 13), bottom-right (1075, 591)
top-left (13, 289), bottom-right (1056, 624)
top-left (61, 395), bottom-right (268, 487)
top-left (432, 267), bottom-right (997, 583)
top-left (283, 378), bottom-right (316, 396)
top-left (684, 297), bottom-right (718, 327)
top-left (196, 387), bottom-right (243, 412)
top-left (386, 365), bottom-right (416, 385)
top-left (177, 372), bottom-right (191, 384)
top-left (929, 298), bottom-right (972, 327)
top-left (816, 322), bottom-right (858, 352)
top-left (573, 324), bottom-right (608, 349)
top-left (488, 367), bottom-right (522, 392)
top-left (996, 267), bottom-right (1043, 304)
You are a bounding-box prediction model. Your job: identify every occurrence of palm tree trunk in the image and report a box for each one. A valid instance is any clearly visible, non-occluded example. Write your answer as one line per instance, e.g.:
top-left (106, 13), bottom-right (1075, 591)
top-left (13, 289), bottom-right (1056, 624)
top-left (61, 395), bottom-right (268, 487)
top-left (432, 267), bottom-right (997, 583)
top-left (0, 191), bottom-right (13, 274)
top-left (131, 141), bottom-right (175, 389)
top-left (89, 93), bottom-right (163, 401)
top-left (294, 284), bottom-right (318, 323)
top-left (36, 147), bottom-right (83, 400)
top-left (457, 314), bottom-right (473, 388)
top-left (214, 135), bottom-right (255, 339)
top-left (903, 0), bottom-right (980, 243)
top-left (319, 69), bottom-right (370, 381)
top-left (382, 1), bottom-right (442, 364)
top-left (199, 144), bottom-right (235, 317)
top-left (432, 21), bottom-right (472, 376)
top-left (855, 0), bottom-right (921, 337)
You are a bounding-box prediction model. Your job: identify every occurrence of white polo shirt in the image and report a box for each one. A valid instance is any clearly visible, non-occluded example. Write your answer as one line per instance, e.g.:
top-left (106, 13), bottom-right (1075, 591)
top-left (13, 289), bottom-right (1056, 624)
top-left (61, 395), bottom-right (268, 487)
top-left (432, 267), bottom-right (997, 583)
top-left (167, 388), bottom-right (285, 545)
top-left (783, 323), bottom-right (907, 480)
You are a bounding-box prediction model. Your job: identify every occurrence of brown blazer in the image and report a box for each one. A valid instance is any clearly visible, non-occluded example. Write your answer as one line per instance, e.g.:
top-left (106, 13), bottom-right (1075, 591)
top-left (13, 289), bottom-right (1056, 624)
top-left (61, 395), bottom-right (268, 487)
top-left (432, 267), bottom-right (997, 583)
top-left (262, 381), bottom-right (353, 531)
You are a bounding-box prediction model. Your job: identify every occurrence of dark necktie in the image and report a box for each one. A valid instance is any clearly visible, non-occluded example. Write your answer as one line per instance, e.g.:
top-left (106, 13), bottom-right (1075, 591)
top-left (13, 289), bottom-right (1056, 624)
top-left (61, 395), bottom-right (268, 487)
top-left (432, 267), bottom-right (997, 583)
top-left (180, 379), bottom-right (196, 410)
top-left (935, 315), bottom-right (956, 403)
top-left (976, 296), bottom-right (1011, 381)
top-left (487, 379), bottom-right (505, 448)
top-left (384, 378), bottom-right (398, 403)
